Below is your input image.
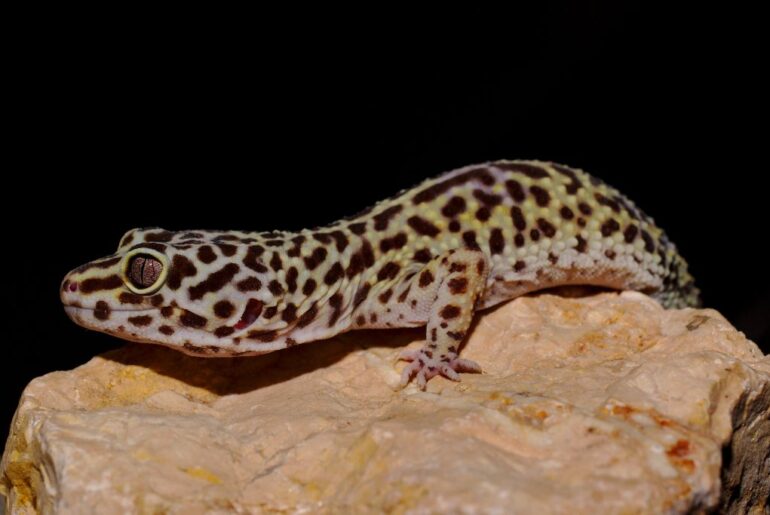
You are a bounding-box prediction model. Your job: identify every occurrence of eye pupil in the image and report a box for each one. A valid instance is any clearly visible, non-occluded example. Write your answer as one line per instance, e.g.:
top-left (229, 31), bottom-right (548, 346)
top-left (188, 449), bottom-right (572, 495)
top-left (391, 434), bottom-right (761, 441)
top-left (129, 255), bottom-right (163, 289)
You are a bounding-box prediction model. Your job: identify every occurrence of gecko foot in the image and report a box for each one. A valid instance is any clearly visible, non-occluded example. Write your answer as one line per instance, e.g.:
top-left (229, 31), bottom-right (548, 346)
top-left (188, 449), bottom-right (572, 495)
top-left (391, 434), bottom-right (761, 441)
top-left (398, 348), bottom-right (481, 390)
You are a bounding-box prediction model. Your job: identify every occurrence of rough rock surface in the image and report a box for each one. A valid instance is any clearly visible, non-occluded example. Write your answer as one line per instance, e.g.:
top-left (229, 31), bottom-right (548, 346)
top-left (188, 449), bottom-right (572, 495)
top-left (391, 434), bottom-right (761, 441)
top-left (2, 292), bottom-right (769, 514)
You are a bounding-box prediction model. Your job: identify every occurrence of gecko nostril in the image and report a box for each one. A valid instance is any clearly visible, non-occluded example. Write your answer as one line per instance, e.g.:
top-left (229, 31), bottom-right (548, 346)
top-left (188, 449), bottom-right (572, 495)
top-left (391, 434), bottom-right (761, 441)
top-left (69, 282), bottom-right (78, 292)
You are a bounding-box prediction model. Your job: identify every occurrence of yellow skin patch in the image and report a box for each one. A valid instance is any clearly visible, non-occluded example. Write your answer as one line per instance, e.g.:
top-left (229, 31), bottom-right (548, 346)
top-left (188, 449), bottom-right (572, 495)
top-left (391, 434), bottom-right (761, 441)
top-left (61, 160), bottom-right (699, 389)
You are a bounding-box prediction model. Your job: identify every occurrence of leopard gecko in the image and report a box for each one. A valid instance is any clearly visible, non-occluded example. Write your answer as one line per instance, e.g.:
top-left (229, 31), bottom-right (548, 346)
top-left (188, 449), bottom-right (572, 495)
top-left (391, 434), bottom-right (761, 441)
top-left (61, 160), bottom-right (700, 388)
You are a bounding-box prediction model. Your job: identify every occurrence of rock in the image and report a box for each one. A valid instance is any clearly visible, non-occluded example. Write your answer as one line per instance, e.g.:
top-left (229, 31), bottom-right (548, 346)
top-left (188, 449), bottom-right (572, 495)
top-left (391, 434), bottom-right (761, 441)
top-left (2, 292), bottom-right (769, 514)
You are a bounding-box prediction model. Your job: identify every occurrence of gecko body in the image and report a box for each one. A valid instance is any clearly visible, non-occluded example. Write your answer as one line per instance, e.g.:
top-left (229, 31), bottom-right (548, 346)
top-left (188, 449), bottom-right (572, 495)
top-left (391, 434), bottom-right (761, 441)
top-left (61, 160), bottom-right (699, 388)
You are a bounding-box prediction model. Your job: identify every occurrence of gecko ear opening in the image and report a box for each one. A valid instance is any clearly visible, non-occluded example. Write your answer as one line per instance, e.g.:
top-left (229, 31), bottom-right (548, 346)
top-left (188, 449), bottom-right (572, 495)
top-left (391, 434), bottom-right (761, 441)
top-left (122, 248), bottom-right (168, 294)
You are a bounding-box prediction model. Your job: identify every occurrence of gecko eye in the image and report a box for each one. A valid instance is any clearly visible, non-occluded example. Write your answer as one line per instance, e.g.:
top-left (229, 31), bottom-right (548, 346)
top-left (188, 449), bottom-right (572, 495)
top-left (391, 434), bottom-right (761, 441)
top-left (129, 255), bottom-right (163, 288)
top-left (123, 249), bottom-right (168, 294)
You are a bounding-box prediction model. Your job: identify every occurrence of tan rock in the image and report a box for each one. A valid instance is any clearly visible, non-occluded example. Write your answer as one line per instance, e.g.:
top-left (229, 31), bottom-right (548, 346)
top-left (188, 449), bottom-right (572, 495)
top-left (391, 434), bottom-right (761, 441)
top-left (2, 292), bottom-right (769, 514)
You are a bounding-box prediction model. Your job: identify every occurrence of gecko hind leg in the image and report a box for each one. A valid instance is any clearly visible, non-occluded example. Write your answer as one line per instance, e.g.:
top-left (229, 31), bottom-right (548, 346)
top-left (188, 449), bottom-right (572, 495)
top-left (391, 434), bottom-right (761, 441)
top-left (399, 249), bottom-right (488, 390)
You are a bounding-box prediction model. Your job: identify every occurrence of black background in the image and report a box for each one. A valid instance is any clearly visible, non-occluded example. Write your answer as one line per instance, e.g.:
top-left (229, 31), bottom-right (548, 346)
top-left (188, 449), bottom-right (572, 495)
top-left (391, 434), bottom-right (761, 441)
top-left (5, 4), bottom-right (768, 448)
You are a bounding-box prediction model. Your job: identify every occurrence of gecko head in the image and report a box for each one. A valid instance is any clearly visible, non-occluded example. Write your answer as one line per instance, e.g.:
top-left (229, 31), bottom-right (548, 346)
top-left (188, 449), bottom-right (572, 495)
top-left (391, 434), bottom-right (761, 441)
top-left (61, 228), bottom-right (288, 356)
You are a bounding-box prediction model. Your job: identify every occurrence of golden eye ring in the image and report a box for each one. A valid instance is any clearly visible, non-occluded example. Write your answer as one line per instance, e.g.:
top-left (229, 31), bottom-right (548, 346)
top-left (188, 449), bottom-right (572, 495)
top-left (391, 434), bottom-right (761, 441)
top-left (122, 248), bottom-right (168, 294)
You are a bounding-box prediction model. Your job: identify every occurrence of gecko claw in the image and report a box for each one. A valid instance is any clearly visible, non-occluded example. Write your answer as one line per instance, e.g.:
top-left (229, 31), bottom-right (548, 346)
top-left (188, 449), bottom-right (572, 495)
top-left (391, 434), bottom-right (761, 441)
top-left (398, 348), bottom-right (481, 389)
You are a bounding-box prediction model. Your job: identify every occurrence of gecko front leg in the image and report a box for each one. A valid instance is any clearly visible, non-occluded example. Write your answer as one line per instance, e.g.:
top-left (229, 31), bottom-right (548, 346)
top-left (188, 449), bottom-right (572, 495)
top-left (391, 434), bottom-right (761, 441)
top-left (399, 249), bottom-right (489, 389)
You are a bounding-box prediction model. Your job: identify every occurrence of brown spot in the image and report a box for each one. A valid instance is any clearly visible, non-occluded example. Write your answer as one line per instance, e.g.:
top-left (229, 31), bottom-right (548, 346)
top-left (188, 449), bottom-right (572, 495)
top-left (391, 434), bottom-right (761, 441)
top-left (578, 202), bottom-right (593, 216)
top-left (497, 162), bottom-right (550, 179)
top-left (304, 247), bottom-right (328, 270)
top-left (413, 167), bottom-right (494, 204)
top-left (80, 275), bottom-right (124, 294)
top-left (449, 263), bottom-right (466, 273)
top-left (622, 224), bottom-right (637, 243)
top-left (447, 331), bottom-right (465, 340)
top-left (476, 259), bottom-right (485, 274)
top-left (577, 218), bottom-right (587, 227)
top-left (419, 270), bottom-right (434, 288)
top-left (282, 303), bottom-right (298, 323)
top-left (462, 231), bottom-right (480, 250)
top-left (214, 326), bottom-right (233, 337)
top-left (530, 229), bottom-right (541, 241)
top-left (356, 315), bottom-right (366, 326)
top-left (159, 325), bottom-right (175, 336)
top-left (94, 300), bottom-right (111, 320)
top-left (268, 280), bottom-right (284, 295)
top-left (407, 216), bottom-right (441, 237)
top-left (297, 303), bottom-right (318, 328)
top-left (329, 230), bottom-right (350, 252)
top-left (414, 249), bottom-right (433, 263)
top-left (560, 206), bottom-right (575, 220)
top-left (119, 292), bottom-right (143, 305)
top-left (214, 300), bottom-right (235, 318)
top-left (379, 289), bottom-right (393, 303)
top-left (605, 250), bottom-right (617, 260)
top-left (529, 185), bottom-right (551, 207)
top-left (575, 235), bottom-right (588, 253)
top-left (441, 196), bottom-right (467, 217)
top-left (248, 330), bottom-right (278, 342)
top-left (490, 228), bottom-right (505, 254)
top-left (263, 306), bottom-right (278, 319)
top-left (128, 315), bottom-right (152, 327)
top-left (377, 262), bottom-right (401, 281)
top-left (197, 245), bottom-right (217, 264)
top-left (397, 284), bottom-right (412, 302)
top-left (448, 220), bottom-right (461, 232)
top-left (348, 222), bottom-right (367, 235)
top-left (537, 218), bottom-right (557, 238)
top-left (302, 278), bottom-right (317, 296)
top-left (379, 232), bottom-right (408, 253)
top-left (448, 277), bottom-right (468, 294)
top-left (370, 313), bottom-right (378, 323)
top-left (215, 243), bottom-right (237, 257)
top-left (595, 193), bottom-right (621, 213)
top-left (505, 179), bottom-right (526, 202)
top-left (270, 252), bottom-right (283, 272)
top-left (373, 205), bottom-right (403, 231)
top-left (161, 306), bottom-right (174, 318)
top-left (180, 310), bottom-right (207, 328)
top-left (514, 260), bottom-right (526, 272)
top-left (145, 231), bottom-right (174, 243)
top-left (285, 267), bottom-right (299, 294)
top-left (510, 206), bottom-right (527, 231)
top-left (243, 245), bottom-right (268, 273)
top-left (324, 262), bottom-right (345, 285)
top-left (328, 293), bottom-right (344, 326)
top-left (548, 253), bottom-right (558, 264)
top-left (237, 277), bottom-right (262, 291)
top-left (601, 219), bottom-right (620, 237)
top-left (313, 233), bottom-right (331, 244)
top-left (347, 282), bottom-right (370, 310)
top-left (551, 163), bottom-right (584, 194)
top-left (475, 207), bottom-right (491, 221)
top-left (439, 305), bottom-right (461, 319)
top-left (473, 189), bottom-right (503, 207)
top-left (119, 232), bottom-right (135, 247)
top-left (188, 263), bottom-right (240, 301)
top-left (430, 328), bottom-right (437, 341)
top-left (514, 234), bottom-right (525, 247)
top-left (641, 230), bottom-right (655, 252)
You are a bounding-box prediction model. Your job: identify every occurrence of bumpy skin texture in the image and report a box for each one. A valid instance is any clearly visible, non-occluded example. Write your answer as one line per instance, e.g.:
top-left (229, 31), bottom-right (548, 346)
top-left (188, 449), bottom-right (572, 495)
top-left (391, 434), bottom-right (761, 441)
top-left (61, 160), bottom-right (700, 388)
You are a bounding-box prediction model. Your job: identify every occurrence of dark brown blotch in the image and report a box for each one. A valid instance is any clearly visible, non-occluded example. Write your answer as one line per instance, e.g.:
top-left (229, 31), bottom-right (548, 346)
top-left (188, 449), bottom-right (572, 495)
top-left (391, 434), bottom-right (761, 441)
top-left (188, 263), bottom-right (240, 301)
top-left (439, 305), bottom-right (461, 319)
top-left (128, 315), bottom-right (153, 327)
top-left (197, 245), bottom-right (217, 264)
top-left (214, 300), bottom-right (235, 318)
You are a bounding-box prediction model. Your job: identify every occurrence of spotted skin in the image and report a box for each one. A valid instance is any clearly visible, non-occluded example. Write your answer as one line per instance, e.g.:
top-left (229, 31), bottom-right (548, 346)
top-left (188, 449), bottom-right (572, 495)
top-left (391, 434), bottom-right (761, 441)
top-left (61, 160), bottom-right (700, 389)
